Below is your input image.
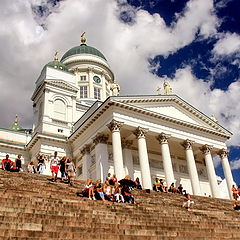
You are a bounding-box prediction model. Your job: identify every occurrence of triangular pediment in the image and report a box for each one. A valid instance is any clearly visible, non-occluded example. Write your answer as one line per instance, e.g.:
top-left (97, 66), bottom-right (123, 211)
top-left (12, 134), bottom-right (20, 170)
top-left (146, 105), bottom-right (203, 126)
top-left (111, 95), bottom-right (231, 136)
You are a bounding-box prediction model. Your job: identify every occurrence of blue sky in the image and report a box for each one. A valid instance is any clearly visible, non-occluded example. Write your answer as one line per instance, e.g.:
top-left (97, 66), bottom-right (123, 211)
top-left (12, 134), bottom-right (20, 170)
top-left (0, 0), bottom-right (239, 184)
top-left (123, 0), bottom-right (240, 183)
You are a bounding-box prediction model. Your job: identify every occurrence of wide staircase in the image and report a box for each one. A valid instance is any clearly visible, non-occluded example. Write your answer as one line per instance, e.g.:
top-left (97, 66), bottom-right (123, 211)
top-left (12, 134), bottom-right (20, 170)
top-left (0, 171), bottom-right (239, 240)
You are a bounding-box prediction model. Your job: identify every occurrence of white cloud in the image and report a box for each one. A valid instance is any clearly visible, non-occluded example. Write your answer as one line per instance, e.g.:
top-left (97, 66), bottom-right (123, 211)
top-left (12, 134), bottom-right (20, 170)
top-left (230, 159), bottom-right (240, 170)
top-left (213, 156), bottom-right (221, 168)
top-left (0, 0), bottom-right (220, 129)
top-left (212, 32), bottom-right (240, 56)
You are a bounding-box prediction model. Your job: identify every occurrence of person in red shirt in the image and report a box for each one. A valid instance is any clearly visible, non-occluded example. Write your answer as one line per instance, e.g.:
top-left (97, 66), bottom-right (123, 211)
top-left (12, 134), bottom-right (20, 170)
top-left (232, 185), bottom-right (238, 201)
top-left (2, 154), bottom-right (12, 171)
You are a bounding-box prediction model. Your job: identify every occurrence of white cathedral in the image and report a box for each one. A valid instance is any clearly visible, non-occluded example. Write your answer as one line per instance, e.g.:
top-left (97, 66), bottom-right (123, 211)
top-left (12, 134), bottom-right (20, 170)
top-left (0, 34), bottom-right (235, 199)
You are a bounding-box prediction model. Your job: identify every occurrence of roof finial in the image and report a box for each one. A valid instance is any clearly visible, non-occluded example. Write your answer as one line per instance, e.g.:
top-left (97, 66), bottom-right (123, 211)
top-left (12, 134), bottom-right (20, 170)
top-left (163, 76), bottom-right (172, 95)
top-left (81, 32), bottom-right (86, 44)
top-left (156, 86), bottom-right (161, 95)
top-left (54, 51), bottom-right (59, 61)
top-left (14, 114), bottom-right (19, 125)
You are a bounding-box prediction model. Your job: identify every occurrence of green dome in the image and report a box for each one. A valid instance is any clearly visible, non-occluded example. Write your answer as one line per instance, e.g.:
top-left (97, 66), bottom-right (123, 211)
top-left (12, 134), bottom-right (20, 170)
top-left (9, 115), bottom-right (22, 131)
top-left (61, 44), bottom-right (107, 61)
top-left (46, 61), bottom-right (68, 72)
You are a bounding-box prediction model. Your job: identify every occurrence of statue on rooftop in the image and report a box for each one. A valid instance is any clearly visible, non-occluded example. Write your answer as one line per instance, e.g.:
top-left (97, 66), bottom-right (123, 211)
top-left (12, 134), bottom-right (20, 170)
top-left (111, 82), bottom-right (120, 96)
top-left (163, 78), bottom-right (172, 95)
top-left (81, 32), bottom-right (86, 44)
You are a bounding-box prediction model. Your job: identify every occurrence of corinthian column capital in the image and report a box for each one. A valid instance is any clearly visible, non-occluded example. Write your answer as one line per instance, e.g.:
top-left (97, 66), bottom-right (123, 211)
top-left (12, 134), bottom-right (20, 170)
top-left (200, 144), bottom-right (213, 155)
top-left (156, 133), bottom-right (171, 144)
top-left (182, 139), bottom-right (194, 150)
top-left (133, 127), bottom-right (148, 139)
top-left (107, 119), bottom-right (124, 132)
top-left (218, 148), bottom-right (229, 159)
top-left (92, 133), bottom-right (109, 145)
top-left (121, 138), bottom-right (133, 149)
top-left (81, 144), bottom-right (91, 155)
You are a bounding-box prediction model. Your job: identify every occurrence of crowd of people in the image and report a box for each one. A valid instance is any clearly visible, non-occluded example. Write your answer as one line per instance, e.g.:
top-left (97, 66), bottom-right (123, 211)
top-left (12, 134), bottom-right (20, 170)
top-left (1, 154), bottom-right (23, 172)
top-left (1, 151), bottom-right (76, 185)
top-left (1, 152), bottom-right (195, 209)
top-left (77, 175), bottom-right (140, 204)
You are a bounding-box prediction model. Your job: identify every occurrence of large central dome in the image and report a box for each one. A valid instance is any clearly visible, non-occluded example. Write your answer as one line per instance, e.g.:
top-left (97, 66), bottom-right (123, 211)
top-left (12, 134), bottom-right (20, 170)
top-left (61, 44), bottom-right (107, 62)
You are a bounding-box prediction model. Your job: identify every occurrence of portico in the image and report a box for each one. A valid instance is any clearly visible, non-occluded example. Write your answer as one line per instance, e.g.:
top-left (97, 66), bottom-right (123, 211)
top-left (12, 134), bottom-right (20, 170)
top-left (71, 95), bottom-right (233, 199)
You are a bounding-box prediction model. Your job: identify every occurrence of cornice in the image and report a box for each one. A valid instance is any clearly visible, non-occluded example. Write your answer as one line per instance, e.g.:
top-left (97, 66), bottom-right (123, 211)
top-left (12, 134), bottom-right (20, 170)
top-left (45, 80), bottom-right (78, 93)
top-left (63, 57), bottom-right (114, 78)
top-left (26, 132), bottom-right (67, 150)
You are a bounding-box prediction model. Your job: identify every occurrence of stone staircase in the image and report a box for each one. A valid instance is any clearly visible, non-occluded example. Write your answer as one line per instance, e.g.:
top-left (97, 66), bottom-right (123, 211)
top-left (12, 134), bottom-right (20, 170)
top-left (0, 171), bottom-right (239, 240)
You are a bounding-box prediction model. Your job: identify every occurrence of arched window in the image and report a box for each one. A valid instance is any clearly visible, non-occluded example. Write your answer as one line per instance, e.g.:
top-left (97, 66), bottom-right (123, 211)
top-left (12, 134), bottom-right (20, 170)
top-left (54, 99), bottom-right (66, 121)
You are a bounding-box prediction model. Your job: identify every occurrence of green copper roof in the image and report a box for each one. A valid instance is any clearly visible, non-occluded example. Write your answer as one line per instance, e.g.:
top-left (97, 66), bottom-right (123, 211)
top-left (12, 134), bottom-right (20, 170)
top-left (46, 61), bottom-right (69, 72)
top-left (61, 44), bottom-right (107, 61)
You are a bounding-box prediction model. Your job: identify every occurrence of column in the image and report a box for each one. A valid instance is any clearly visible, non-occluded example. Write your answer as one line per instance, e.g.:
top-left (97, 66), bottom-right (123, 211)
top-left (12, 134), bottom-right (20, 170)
top-left (122, 138), bottom-right (134, 179)
top-left (107, 120), bottom-right (125, 180)
top-left (200, 145), bottom-right (220, 198)
top-left (80, 144), bottom-right (91, 180)
top-left (218, 148), bottom-right (234, 200)
top-left (88, 67), bottom-right (94, 98)
top-left (93, 134), bottom-right (109, 182)
top-left (133, 127), bottom-right (152, 190)
top-left (182, 139), bottom-right (201, 196)
top-left (156, 133), bottom-right (175, 187)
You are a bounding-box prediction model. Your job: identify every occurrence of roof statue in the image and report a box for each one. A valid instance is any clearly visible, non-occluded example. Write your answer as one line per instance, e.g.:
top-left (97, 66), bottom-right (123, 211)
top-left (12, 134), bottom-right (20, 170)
top-left (81, 32), bottom-right (86, 44)
top-left (210, 115), bottom-right (218, 123)
top-left (54, 51), bottom-right (59, 61)
top-left (110, 82), bottom-right (120, 96)
top-left (163, 77), bottom-right (172, 95)
top-left (156, 86), bottom-right (161, 95)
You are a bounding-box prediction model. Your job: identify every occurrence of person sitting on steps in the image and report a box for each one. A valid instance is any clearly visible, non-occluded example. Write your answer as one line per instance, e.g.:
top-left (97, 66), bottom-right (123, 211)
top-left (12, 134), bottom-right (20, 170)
top-left (169, 183), bottom-right (177, 193)
top-left (1, 154), bottom-right (12, 171)
top-left (153, 177), bottom-right (161, 191)
top-left (182, 193), bottom-right (194, 211)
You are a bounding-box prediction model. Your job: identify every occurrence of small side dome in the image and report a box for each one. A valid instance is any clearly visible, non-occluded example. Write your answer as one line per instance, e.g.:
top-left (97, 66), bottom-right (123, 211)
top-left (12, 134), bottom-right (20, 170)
top-left (46, 61), bottom-right (68, 72)
top-left (61, 44), bottom-right (107, 62)
top-left (9, 115), bottom-right (22, 131)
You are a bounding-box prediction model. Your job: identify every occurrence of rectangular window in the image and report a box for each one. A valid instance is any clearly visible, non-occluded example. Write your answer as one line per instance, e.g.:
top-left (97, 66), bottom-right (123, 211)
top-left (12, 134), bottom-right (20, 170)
top-left (94, 87), bottom-right (101, 100)
top-left (80, 86), bottom-right (88, 98)
top-left (80, 75), bottom-right (87, 81)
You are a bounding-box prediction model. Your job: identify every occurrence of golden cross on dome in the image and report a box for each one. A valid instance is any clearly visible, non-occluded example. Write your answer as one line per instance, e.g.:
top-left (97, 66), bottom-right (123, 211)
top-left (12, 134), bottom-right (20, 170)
top-left (81, 32), bottom-right (86, 44)
top-left (54, 51), bottom-right (59, 61)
